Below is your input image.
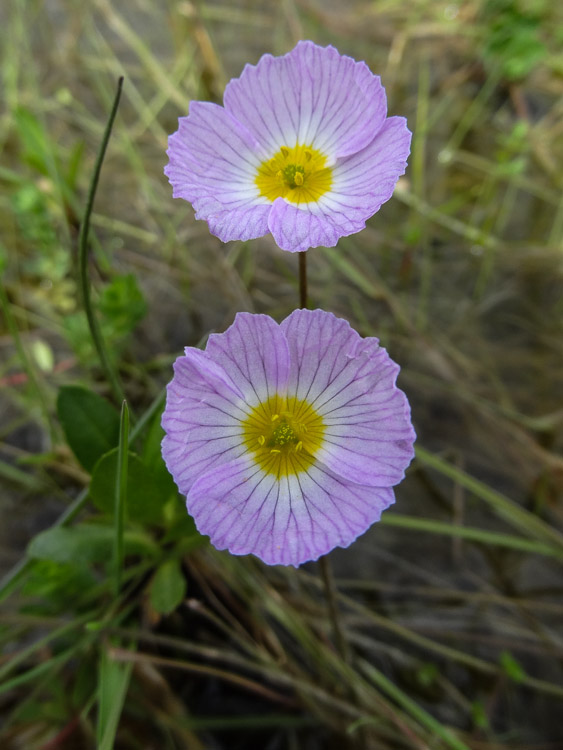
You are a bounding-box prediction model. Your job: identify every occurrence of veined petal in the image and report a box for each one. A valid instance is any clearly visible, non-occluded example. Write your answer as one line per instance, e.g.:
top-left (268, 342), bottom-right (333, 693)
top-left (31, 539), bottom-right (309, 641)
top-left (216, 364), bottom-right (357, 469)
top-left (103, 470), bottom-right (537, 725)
top-left (266, 117), bottom-right (411, 253)
top-left (280, 309), bottom-right (364, 404)
top-left (330, 116), bottom-right (411, 200)
top-left (281, 309), bottom-right (415, 486)
top-left (161, 349), bottom-right (249, 495)
top-left (205, 313), bottom-right (290, 405)
top-left (223, 41), bottom-right (387, 161)
top-left (207, 203), bottom-right (272, 243)
top-left (165, 101), bottom-right (271, 241)
top-left (187, 455), bottom-right (395, 566)
top-left (267, 197), bottom-right (357, 253)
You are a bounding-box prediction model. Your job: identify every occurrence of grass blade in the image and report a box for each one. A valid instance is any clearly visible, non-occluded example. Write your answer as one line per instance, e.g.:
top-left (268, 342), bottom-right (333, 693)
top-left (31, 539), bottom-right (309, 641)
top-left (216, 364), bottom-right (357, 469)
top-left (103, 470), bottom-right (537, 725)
top-left (359, 660), bottom-right (471, 750)
top-left (415, 446), bottom-right (563, 552)
top-left (97, 645), bottom-right (133, 750)
top-left (380, 513), bottom-right (563, 559)
top-left (113, 400), bottom-right (129, 596)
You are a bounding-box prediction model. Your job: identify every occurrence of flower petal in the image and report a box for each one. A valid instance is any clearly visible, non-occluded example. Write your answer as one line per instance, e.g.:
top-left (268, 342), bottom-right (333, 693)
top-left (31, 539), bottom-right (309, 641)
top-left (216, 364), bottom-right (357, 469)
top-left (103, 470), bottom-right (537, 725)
top-left (267, 197), bottom-right (356, 253)
top-left (187, 455), bottom-right (395, 566)
top-left (330, 116), bottom-right (412, 202)
top-left (161, 349), bottom-right (249, 495)
top-left (281, 309), bottom-right (415, 486)
top-left (165, 101), bottom-right (270, 241)
top-left (223, 41), bottom-right (387, 161)
top-left (205, 312), bottom-right (290, 405)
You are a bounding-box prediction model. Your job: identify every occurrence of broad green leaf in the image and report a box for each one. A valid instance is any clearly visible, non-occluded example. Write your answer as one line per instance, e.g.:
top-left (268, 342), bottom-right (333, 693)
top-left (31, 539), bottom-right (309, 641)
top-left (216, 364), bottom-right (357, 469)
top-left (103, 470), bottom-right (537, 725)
top-left (90, 448), bottom-right (168, 524)
top-left (27, 524), bottom-right (157, 565)
top-left (149, 558), bottom-right (186, 615)
top-left (57, 386), bottom-right (120, 472)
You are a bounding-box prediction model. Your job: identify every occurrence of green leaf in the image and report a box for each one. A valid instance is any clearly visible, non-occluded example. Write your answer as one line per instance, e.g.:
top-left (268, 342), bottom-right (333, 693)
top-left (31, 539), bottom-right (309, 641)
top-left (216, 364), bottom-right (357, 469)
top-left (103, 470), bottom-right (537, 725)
top-left (21, 559), bottom-right (95, 609)
top-left (27, 524), bottom-right (157, 565)
top-left (57, 386), bottom-right (120, 472)
top-left (149, 558), bottom-right (186, 615)
top-left (90, 448), bottom-right (168, 524)
top-left (500, 650), bottom-right (526, 683)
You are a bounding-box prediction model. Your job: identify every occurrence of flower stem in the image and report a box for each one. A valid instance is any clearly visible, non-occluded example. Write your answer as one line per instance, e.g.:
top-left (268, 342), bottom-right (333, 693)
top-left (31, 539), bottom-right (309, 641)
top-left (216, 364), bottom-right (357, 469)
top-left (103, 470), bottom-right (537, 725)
top-left (297, 250), bottom-right (349, 661)
top-left (319, 555), bottom-right (350, 664)
top-left (298, 251), bottom-right (307, 309)
top-left (78, 76), bottom-right (126, 406)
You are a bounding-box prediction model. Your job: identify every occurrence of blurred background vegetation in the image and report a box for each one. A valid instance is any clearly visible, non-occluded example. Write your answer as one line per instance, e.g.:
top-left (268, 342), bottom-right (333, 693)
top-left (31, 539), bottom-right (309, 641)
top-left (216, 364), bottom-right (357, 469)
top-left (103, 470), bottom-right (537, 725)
top-left (1, 0), bottom-right (563, 748)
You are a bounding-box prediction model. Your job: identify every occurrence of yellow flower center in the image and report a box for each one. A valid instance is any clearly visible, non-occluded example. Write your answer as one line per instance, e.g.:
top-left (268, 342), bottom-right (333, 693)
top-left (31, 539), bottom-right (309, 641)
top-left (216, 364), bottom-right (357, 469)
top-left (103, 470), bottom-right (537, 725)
top-left (242, 394), bottom-right (325, 478)
top-left (255, 144), bottom-right (332, 205)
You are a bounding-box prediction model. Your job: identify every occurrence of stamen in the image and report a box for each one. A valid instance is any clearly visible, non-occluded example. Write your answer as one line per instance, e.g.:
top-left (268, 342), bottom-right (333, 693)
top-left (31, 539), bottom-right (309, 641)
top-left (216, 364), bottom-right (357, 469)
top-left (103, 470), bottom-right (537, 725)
top-left (271, 414), bottom-right (280, 422)
top-left (257, 435), bottom-right (265, 446)
top-left (294, 172), bottom-right (304, 186)
top-left (270, 449), bottom-right (281, 454)
top-left (304, 149), bottom-right (312, 162)
top-left (280, 146), bottom-right (289, 158)
top-left (295, 441), bottom-right (303, 452)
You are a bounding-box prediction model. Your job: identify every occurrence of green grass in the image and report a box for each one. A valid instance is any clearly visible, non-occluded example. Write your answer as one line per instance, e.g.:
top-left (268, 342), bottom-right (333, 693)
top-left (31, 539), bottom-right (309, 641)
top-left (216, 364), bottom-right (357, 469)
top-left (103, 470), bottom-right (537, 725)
top-left (1, 0), bottom-right (563, 748)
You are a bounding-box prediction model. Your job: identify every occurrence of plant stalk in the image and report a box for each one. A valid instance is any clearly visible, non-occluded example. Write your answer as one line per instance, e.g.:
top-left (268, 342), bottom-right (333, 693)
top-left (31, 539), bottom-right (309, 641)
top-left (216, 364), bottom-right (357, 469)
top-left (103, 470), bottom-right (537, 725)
top-left (297, 248), bottom-right (349, 662)
top-left (298, 251), bottom-right (307, 309)
top-left (78, 76), bottom-right (126, 406)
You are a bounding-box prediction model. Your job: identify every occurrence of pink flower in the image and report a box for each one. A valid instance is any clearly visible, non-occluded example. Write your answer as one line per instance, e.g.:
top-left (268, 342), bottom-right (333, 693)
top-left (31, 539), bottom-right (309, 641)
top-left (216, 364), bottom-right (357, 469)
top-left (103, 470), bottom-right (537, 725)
top-left (162, 309), bottom-right (415, 566)
top-left (165, 41), bottom-right (411, 252)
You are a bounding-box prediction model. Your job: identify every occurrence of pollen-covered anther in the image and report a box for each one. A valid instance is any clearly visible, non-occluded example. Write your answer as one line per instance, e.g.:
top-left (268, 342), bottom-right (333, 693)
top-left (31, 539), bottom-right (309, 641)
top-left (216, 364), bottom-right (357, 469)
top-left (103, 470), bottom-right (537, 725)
top-left (271, 422), bottom-right (297, 446)
top-left (257, 435), bottom-right (265, 446)
top-left (294, 172), bottom-right (304, 186)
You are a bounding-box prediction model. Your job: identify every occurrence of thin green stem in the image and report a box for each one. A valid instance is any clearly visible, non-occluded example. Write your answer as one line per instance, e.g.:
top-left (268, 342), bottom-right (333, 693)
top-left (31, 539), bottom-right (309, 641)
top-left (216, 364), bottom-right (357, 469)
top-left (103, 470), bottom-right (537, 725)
top-left (113, 400), bottom-right (129, 596)
top-left (78, 76), bottom-right (126, 406)
top-left (297, 251), bottom-right (349, 661)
